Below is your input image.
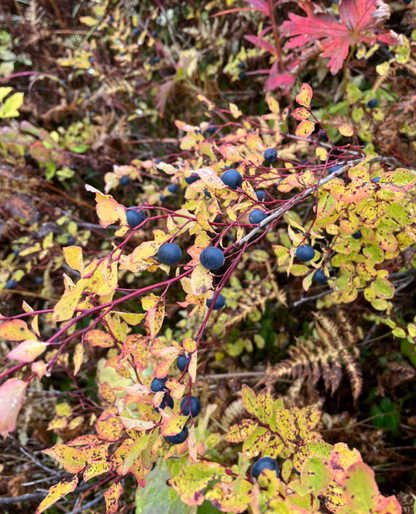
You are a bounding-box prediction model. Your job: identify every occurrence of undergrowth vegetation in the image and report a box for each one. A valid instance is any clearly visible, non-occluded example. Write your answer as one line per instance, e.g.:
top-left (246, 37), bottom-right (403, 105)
top-left (1, 0), bottom-right (416, 513)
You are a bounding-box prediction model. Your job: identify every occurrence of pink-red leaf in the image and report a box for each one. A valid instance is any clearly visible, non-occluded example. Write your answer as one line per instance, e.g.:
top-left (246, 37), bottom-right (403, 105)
top-left (282, 0), bottom-right (398, 75)
top-left (0, 379), bottom-right (27, 437)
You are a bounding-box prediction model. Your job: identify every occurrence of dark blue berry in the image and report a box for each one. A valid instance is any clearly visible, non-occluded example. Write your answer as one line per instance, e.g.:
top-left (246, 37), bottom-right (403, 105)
top-left (256, 190), bottom-right (266, 201)
top-left (313, 270), bottom-right (328, 284)
top-left (109, 15), bottom-right (114, 22)
top-left (133, 28), bottom-right (141, 36)
top-left (203, 188), bottom-right (212, 199)
top-left (126, 209), bottom-right (146, 228)
top-left (151, 30), bottom-right (158, 38)
top-left (403, 0), bottom-right (412, 4)
top-left (329, 166), bottom-right (342, 174)
top-left (35, 277), bottom-right (44, 285)
top-left (251, 457), bottom-right (280, 479)
top-left (154, 393), bottom-right (173, 412)
top-left (200, 247), bottom-right (224, 271)
top-left (67, 237), bottom-right (76, 245)
top-left (367, 98), bottom-right (378, 109)
top-left (150, 57), bottom-right (160, 64)
top-left (167, 184), bottom-right (178, 194)
top-left (249, 209), bottom-right (267, 225)
top-left (264, 148), bottom-right (277, 163)
top-left (238, 62), bottom-right (245, 69)
top-left (180, 396), bottom-right (201, 417)
top-left (206, 293), bottom-right (225, 311)
top-left (295, 244), bottom-right (315, 262)
top-left (150, 377), bottom-right (168, 393)
top-left (221, 169), bottom-right (243, 190)
top-left (239, 72), bottom-right (246, 80)
top-left (158, 243), bottom-right (182, 266)
top-left (177, 354), bottom-right (190, 372)
top-left (6, 279), bottom-right (17, 290)
top-left (372, 176), bottom-right (380, 183)
top-left (89, 56), bottom-right (95, 63)
top-left (185, 174), bottom-right (200, 185)
top-left (165, 425), bottom-right (188, 445)
top-left (13, 249), bottom-right (19, 256)
top-left (160, 195), bottom-right (168, 202)
top-left (155, 158), bottom-right (161, 164)
top-left (120, 176), bottom-right (130, 186)
top-left (206, 125), bottom-right (216, 134)
top-left (352, 230), bottom-right (362, 240)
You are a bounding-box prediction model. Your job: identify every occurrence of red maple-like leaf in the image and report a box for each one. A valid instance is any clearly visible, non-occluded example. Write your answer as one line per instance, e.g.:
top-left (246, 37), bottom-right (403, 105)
top-left (281, 0), bottom-right (399, 74)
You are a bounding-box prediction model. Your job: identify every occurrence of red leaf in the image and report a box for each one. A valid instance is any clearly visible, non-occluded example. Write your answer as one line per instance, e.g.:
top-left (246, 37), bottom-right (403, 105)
top-left (242, 0), bottom-right (270, 16)
top-left (281, 0), bottom-right (398, 74)
top-left (244, 28), bottom-right (276, 56)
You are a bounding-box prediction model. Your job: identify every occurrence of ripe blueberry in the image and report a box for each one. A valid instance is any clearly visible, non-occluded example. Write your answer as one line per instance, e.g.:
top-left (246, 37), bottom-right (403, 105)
top-left (120, 176), bottom-right (130, 186)
top-left (165, 425), bottom-right (188, 445)
top-left (256, 190), bottom-right (266, 201)
top-left (239, 71), bottom-right (246, 80)
top-left (6, 279), bottom-right (17, 290)
top-left (206, 125), bottom-right (216, 134)
top-left (367, 98), bottom-right (378, 109)
top-left (150, 377), bottom-right (168, 393)
top-left (67, 237), bottom-right (76, 245)
top-left (206, 293), bottom-right (225, 310)
top-left (329, 166), bottom-right (342, 174)
top-left (168, 184), bottom-right (178, 194)
top-left (177, 354), bottom-right (190, 372)
top-left (150, 56), bottom-right (160, 64)
top-left (154, 393), bottom-right (173, 411)
top-left (264, 148), bottom-right (277, 163)
top-left (160, 195), bottom-right (168, 202)
top-left (249, 209), bottom-right (267, 225)
top-left (151, 30), bottom-right (158, 38)
top-left (158, 243), bottom-right (182, 266)
top-left (295, 244), bottom-right (315, 262)
top-left (372, 176), bottom-right (380, 183)
top-left (251, 457), bottom-right (280, 479)
top-left (126, 209), bottom-right (146, 228)
top-left (313, 270), bottom-right (328, 284)
top-left (185, 174), bottom-right (199, 185)
top-left (221, 169), bottom-right (242, 190)
top-left (200, 247), bottom-right (225, 270)
top-left (180, 396), bottom-right (201, 417)
top-left (35, 277), bottom-right (44, 285)
top-left (133, 28), bottom-right (141, 36)
top-left (352, 230), bottom-right (362, 240)
top-left (238, 62), bottom-right (245, 69)
top-left (403, 0), bottom-right (412, 4)
top-left (203, 188), bottom-right (212, 199)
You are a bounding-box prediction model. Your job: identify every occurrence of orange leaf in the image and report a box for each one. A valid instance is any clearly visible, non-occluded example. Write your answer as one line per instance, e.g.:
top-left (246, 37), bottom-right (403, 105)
top-left (85, 330), bottom-right (114, 348)
top-left (338, 125), bottom-right (354, 137)
top-left (292, 107), bottom-right (310, 121)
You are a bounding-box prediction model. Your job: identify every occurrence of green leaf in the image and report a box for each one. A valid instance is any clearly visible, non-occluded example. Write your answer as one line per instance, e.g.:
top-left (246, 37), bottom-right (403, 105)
top-left (0, 86), bottom-right (13, 102)
top-left (69, 144), bottom-right (89, 153)
top-left (300, 456), bottom-right (331, 494)
top-left (136, 461), bottom-right (192, 514)
top-left (3, 92), bottom-right (24, 117)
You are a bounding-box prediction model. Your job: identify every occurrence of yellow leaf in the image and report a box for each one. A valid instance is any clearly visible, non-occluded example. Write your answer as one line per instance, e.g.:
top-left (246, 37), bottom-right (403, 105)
top-left (73, 343), bottom-right (84, 376)
top-left (35, 476), bottom-right (78, 514)
top-left (229, 103), bottom-right (242, 119)
top-left (295, 120), bottom-right (315, 138)
top-left (266, 95), bottom-right (280, 114)
top-left (63, 246), bottom-right (84, 273)
top-left (0, 320), bottom-right (35, 341)
top-left (296, 83), bottom-right (313, 108)
top-left (80, 16), bottom-right (97, 26)
top-left (85, 330), bottom-right (114, 348)
top-left (191, 265), bottom-right (213, 295)
top-left (183, 338), bottom-right (196, 353)
top-left (161, 415), bottom-right (188, 436)
top-left (188, 424), bottom-right (197, 462)
top-left (7, 340), bottom-right (49, 363)
top-left (84, 461), bottom-right (112, 482)
top-left (188, 351), bottom-right (197, 383)
top-left (316, 148), bottom-right (328, 161)
top-left (104, 482), bottom-right (123, 514)
top-left (3, 92), bottom-right (24, 118)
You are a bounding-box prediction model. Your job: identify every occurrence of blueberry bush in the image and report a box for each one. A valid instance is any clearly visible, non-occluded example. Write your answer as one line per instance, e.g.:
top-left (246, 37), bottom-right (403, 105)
top-left (1, 1), bottom-right (416, 513)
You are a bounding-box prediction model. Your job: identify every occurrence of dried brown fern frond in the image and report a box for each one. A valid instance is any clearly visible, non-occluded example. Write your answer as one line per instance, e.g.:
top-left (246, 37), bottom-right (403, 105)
top-left (218, 273), bottom-right (287, 334)
top-left (264, 311), bottom-right (362, 404)
top-left (25, 0), bottom-right (44, 30)
top-left (221, 399), bottom-right (246, 430)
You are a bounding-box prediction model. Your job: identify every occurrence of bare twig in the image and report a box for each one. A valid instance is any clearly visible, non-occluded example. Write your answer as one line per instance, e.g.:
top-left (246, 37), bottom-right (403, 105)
top-left (19, 448), bottom-right (61, 477)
